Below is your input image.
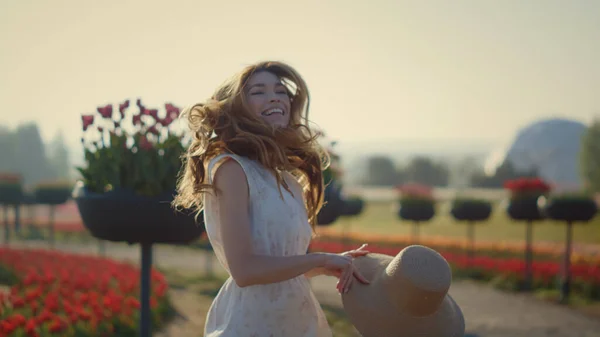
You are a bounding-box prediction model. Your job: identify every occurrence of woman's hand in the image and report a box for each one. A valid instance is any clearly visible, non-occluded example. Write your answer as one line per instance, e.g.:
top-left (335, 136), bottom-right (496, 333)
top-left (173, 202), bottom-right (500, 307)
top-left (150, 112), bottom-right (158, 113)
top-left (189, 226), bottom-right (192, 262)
top-left (341, 243), bottom-right (370, 259)
top-left (322, 244), bottom-right (371, 293)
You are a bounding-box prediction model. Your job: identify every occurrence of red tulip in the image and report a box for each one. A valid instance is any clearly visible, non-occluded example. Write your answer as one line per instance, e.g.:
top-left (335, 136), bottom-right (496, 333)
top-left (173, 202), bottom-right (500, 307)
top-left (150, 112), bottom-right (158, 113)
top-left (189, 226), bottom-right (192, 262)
top-left (132, 114), bottom-right (143, 126)
top-left (97, 104), bottom-right (113, 119)
top-left (119, 99), bottom-right (130, 116)
top-left (0, 247), bottom-right (170, 336)
top-left (147, 125), bottom-right (160, 136)
top-left (81, 115), bottom-right (94, 131)
top-left (165, 103), bottom-right (180, 119)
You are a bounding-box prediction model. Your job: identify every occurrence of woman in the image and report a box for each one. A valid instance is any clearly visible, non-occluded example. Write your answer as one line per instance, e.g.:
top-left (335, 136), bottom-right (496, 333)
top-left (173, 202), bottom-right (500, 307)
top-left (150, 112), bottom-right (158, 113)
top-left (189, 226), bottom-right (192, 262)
top-left (173, 61), bottom-right (370, 336)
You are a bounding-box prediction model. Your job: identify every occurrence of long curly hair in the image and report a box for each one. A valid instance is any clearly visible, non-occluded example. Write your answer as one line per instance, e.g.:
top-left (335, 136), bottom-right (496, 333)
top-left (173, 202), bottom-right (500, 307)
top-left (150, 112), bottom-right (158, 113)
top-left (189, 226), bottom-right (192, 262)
top-left (172, 61), bottom-right (329, 231)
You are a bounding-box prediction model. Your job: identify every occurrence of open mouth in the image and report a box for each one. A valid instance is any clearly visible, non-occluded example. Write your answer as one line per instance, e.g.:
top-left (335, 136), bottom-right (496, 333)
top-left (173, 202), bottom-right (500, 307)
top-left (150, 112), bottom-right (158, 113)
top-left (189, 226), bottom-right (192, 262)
top-left (261, 108), bottom-right (284, 116)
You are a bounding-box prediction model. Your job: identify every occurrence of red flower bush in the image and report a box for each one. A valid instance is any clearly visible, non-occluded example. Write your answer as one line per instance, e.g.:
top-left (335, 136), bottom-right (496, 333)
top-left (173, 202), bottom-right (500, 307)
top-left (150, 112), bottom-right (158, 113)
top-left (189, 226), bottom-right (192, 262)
top-left (309, 240), bottom-right (600, 299)
top-left (396, 183), bottom-right (434, 200)
top-left (78, 98), bottom-right (188, 197)
top-left (0, 248), bottom-right (171, 336)
top-left (0, 173), bottom-right (22, 184)
top-left (504, 177), bottom-right (552, 197)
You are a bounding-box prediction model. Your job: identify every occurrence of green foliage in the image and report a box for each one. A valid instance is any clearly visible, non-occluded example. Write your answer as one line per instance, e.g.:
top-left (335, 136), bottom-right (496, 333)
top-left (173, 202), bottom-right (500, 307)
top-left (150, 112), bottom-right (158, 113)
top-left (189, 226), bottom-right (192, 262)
top-left (364, 155), bottom-right (399, 186)
top-left (402, 156), bottom-right (450, 187)
top-left (580, 118), bottom-right (600, 193)
top-left (76, 99), bottom-right (188, 196)
top-left (0, 264), bottom-right (18, 286)
top-left (47, 130), bottom-right (72, 179)
top-left (0, 123), bottom-right (59, 186)
top-left (399, 195), bottom-right (435, 205)
top-left (470, 160), bottom-right (538, 188)
top-left (451, 197), bottom-right (491, 207)
top-left (363, 155), bottom-right (450, 187)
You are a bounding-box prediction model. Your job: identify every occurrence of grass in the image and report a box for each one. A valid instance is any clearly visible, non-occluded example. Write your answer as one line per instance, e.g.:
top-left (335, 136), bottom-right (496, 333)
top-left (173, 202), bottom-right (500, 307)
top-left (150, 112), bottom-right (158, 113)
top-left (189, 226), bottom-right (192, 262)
top-left (324, 200), bottom-right (600, 245)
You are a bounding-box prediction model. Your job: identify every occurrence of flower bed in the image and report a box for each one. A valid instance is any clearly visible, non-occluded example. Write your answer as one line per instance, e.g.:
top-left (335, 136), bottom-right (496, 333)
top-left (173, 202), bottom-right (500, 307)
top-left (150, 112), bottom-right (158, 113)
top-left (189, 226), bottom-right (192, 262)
top-left (0, 248), bottom-right (172, 336)
top-left (315, 228), bottom-right (600, 264)
top-left (309, 239), bottom-right (600, 301)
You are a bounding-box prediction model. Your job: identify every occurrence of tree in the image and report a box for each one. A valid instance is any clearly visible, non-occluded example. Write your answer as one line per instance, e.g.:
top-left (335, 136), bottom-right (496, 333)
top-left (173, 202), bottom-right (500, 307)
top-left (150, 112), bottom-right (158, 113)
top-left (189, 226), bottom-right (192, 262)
top-left (14, 122), bottom-right (55, 185)
top-left (470, 159), bottom-right (537, 188)
top-left (402, 156), bottom-right (450, 187)
top-left (448, 156), bottom-right (482, 188)
top-left (48, 130), bottom-right (71, 180)
top-left (0, 125), bottom-right (18, 173)
top-left (363, 155), bottom-right (399, 186)
top-left (580, 118), bottom-right (600, 193)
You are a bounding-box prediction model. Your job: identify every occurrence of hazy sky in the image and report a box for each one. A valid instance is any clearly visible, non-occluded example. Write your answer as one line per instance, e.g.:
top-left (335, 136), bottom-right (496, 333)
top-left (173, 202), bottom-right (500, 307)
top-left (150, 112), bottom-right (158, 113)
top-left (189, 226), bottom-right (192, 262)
top-left (1, 0), bottom-right (599, 150)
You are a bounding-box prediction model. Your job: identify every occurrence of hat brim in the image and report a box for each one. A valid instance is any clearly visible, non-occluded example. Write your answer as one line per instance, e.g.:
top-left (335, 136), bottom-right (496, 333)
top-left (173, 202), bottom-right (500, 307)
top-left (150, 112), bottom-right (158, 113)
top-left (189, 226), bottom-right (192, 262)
top-left (341, 253), bottom-right (465, 337)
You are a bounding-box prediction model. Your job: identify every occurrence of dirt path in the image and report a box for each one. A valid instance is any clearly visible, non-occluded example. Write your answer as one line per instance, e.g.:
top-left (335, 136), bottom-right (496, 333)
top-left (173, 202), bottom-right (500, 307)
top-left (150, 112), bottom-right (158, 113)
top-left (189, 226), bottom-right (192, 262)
top-left (4, 240), bottom-right (600, 337)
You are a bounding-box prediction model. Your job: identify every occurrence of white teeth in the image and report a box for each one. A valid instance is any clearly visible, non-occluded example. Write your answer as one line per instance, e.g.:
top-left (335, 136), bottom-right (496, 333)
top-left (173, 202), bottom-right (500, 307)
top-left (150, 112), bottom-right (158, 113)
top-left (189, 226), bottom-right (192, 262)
top-left (262, 108), bottom-right (284, 116)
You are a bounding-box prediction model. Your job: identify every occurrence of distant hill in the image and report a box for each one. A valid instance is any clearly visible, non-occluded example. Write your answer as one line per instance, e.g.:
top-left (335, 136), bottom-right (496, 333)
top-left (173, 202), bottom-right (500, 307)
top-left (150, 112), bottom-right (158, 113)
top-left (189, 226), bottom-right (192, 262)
top-left (485, 118), bottom-right (587, 188)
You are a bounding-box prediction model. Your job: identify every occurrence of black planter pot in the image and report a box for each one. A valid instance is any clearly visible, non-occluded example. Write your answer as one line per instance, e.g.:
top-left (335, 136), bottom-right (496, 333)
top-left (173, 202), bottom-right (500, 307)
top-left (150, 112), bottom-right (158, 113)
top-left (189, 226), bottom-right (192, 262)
top-left (341, 198), bottom-right (365, 217)
top-left (317, 182), bottom-right (345, 226)
top-left (73, 185), bottom-right (205, 245)
top-left (450, 200), bottom-right (492, 222)
top-left (0, 184), bottom-right (23, 205)
top-left (543, 198), bottom-right (598, 222)
top-left (398, 200), bottom-right (435, 222)
top-left (506, 196), bottom-right (545, 221)
top-left (35, 188), bottom-right (71, 205)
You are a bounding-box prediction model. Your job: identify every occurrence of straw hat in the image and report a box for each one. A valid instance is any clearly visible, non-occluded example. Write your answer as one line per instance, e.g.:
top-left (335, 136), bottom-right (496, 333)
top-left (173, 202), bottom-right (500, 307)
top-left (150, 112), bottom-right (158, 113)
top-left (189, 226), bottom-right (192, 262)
top-left (341, 245), bottom-right (465, 337)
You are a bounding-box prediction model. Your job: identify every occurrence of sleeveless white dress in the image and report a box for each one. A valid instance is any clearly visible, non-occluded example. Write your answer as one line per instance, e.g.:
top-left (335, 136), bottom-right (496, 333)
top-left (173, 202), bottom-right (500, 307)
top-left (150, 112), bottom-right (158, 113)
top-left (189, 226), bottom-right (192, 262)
top-left (203, 153), bottom-right (332, 337)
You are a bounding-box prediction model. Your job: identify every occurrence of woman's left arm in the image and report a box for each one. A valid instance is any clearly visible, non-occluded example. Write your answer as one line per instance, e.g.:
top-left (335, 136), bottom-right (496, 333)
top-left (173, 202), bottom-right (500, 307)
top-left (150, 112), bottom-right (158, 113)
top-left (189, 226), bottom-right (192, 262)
top-left (304, 244), bottom-right (370, 279)
top-left (304, 267), bottom-right (327, 278)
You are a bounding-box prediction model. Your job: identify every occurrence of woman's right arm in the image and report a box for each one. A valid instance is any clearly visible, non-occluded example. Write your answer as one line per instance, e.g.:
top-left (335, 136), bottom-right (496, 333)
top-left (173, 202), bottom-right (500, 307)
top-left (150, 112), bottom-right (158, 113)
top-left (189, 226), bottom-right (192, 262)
top-left (213, 159), bottom-right (349, 288)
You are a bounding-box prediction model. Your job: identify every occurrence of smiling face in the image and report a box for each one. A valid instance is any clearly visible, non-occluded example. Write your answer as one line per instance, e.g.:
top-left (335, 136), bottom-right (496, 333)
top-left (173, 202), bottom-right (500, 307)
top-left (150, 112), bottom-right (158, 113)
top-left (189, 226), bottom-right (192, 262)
top-left (244, 70), bottom-right (292, 128)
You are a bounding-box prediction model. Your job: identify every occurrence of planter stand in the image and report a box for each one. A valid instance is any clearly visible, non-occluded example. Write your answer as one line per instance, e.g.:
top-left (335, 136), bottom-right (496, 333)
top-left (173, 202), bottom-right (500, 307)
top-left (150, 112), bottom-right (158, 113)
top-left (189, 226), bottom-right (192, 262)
top-left (48, 205), bottom-right (55, 248)
top-left (1, 204), bottom-right (21, 243)
top-left (398, 200), bottom-right (435, 245)
top-left (541, 196), bottom-right (597, 304)
top-left (466, 221), bottom-right (475, 262)
top-left (3, 205), bottom-right (9, 244)
top-left (524, 220), bottom-right (534, 291)
top-left (450, 199), bottom-right (492, 265)
top-left (34, 188), bottom-right (71, 248)
top-left (140, 242), bottom-right (153, 337)
top-left (14, 205), bottom-right (21, 237)
top-left (506, 196), bottom-right (545, 291)
top-left (73, 186), bottom-right (205, 337)
top-left (411, 221), bottom-right (420, 244)
top-left (561, 221), bottom-right (574, 304)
